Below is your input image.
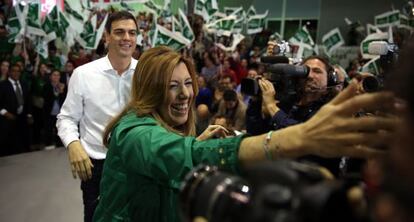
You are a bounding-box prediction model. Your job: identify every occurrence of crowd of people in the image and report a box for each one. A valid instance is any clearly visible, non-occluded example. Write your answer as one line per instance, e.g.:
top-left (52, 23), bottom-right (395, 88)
top-left (0, 3), bottom-right (413, 222)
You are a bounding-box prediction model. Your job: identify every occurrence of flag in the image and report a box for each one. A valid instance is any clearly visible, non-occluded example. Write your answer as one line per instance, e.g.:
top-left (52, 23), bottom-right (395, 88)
top-left (294, 40), bottom-right (314, 59)
top-left (246, 10), bottom-right (268, 34)
top-left (48, 6), bottom-right (70, 40)
top-left (375, 10), bottom-right (400, 28)
top-left (41, 15), bottom-right (57, 43)
top-left (215, 33), bottom-right (245, 52)
top-left (120, 0), bottom-right (134, 11)
top-left (360, 56), bottom-right (381, 75)
top-left (360, 32), bottom-right (388, 59)
top-left (152, 24), bottom-right (191, 51)
top-left (204, 14), bottom-right (236, 36)
top-left (144, 1), bottom-right (163, 16)
top-left (194, 0), bottom-right (218, 22)
top-left (289, 25), bottom-right (314, 46)
top-left (6, 4), bottom-right (26, 43)
top-left (246, 5), bottom-right (256, 18)
top-left (26, 3), bottom-right (45, 37)
top-left (178, 8), bottom-right (194, 42)
top-left (228, 7), bottom-right (245, 33)
top-left (322, 28), bottom-right (344, 55)
top-left (34, 36), bottom-right (49, 58)
top-left (64, 0), bottom-right (84, 21)
top-left (366, 23), bottom-right (382, 35)
top-left (76, 14), bottom-right (108, 50)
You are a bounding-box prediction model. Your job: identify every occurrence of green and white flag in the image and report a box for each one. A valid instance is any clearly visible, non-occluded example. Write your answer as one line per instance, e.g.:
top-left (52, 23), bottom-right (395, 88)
top-left (398, 14), bottom-right (412, 30)
top-left (152, 24), bottom-right (191, 51)
top-left (360, 56), bottom-right (381, 75)
top-left (204, 14), bottom-right (236, 36)
top-left (26, 3), bottom-right (45, 37)
top-left (246, 10), bottom-right (268, 34)
top-left (34, 36), bottom-right (49, 59)
top-left (64, 0), bottom-right (84, 21)
top-left (49, 6), bottom-right (70, 40)
top-left (289, 25), bottom-right (314, 46)
top-left (294, 40), bottom-right (314, 59)
top-left (205, 0), bottom-right (218, 20)
top-left (360, 32), bottom-right (388, 59)
top-left (178, 8), bottom-right (194, 42)
top-left (246, 5), bottom-right (256, 18)
top-left (144, 1), bottom-right (163, 16)
top-left (227, 7), bottom-right (245, 33)
top-left (76, 14), bottom-right (108, 50)
top-left (366, 23), bottom-right (382, 35)
top-left (322, 28), bottom-right (344, 56)
top-left (375, 10), bottom-right (400, 28)
top-left (215, 33), bottom-right (245, 52)
top-left (41, 15), bottom-right (57, 43)
top-left (194, 0), bottom-right (218, 22)
top-left (120, 0), bottom-right (134, 11)
top-left (6, 4), bottom-right (26, 43)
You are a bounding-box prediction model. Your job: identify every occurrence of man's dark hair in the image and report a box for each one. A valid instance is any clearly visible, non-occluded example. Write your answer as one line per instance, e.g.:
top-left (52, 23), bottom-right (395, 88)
top-left (223, 89), bottom-right (237, 101)
top-left (105, 11), bottom-right (138, 33)
top-left (302, 55), bottom-right (333, 73)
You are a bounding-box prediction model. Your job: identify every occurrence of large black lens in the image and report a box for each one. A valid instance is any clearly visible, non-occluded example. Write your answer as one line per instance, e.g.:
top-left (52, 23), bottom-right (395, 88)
top-left (180, 165), bottom-right (251, 222)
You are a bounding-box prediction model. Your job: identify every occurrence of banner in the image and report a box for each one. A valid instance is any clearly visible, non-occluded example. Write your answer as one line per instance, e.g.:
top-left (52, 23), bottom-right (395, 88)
top-left (360, 56), bottom-right (381, 75)
top-left (6, 4), bottom-right (26, 43)
top-left (152, 24), bottom-right (191, 51)
top-left (215, 33), bottom-right (245, 52)
top-left (178, 8), bottom-right (194, 42)
top-left (289, 25), bottom-right (315, 46)
top-left (246, 10), bottom-right (268, 34)
top-left (366, 23), bottom-right (382, 35)
top-left (322, 28), bottom-right (344, 56)
top-left (375, 10), bottom-right (400, 28)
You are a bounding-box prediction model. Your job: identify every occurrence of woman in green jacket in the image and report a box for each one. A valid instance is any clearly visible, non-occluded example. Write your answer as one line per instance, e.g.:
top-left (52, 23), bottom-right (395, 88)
top-left (93, 46), bottom-right (397, 222)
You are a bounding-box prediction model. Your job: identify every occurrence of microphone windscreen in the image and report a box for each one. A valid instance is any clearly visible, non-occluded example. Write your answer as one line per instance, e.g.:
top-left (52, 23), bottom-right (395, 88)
top-left (260, 56), bottom-right (290, 64)
top-left (368, 41), bottom-right (389, 55)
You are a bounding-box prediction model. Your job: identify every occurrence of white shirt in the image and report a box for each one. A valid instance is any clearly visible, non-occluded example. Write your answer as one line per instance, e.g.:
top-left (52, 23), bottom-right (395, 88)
top-left (56, 55), bottom-right (138, 159)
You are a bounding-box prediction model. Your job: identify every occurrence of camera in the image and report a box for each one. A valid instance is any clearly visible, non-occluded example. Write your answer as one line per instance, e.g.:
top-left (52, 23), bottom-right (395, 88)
top-left (241, 58), bottom-right (309, 102)
top-left (362, 41), bottom-right (399, 92)
top-left (180, 161), bottom-right (369, 222)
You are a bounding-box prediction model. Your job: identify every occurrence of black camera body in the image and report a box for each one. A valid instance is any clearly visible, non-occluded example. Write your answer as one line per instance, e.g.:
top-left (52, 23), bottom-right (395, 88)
top-left (180, 161), bottom-right (368, 222)
top-left (241, 56), bottom-right (309, 103)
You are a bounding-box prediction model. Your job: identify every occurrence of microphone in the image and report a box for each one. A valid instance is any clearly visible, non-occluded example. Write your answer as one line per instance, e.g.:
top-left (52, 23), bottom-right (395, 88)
top-left (260, 56), bottom-right (290, 64)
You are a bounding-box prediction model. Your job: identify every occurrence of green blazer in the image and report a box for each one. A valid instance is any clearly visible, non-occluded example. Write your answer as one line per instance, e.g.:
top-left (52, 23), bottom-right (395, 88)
top-left (93, 113), bottom-right (244, 222)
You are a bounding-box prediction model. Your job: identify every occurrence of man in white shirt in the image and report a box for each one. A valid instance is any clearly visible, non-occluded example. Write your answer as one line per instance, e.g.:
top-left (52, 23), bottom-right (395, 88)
top-left (56, 11), bottom-right (138, 222)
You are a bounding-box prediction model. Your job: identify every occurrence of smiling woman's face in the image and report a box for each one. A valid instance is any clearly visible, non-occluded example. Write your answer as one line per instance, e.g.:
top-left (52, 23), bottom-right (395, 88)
top-left (160, 62), bottom-right (194, 127)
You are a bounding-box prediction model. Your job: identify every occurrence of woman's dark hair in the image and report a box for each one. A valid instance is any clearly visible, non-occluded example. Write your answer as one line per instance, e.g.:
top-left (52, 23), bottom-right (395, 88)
top-left (105, 10), bottom-right (138, 33)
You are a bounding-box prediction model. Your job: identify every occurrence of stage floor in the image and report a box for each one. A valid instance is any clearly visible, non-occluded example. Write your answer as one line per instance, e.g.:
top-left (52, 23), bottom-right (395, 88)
top-left (0, 148), bottom-right (82, 222)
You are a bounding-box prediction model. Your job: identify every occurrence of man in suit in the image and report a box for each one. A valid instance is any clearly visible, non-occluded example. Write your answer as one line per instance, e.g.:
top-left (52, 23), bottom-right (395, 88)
top-left (0, 63), bottom-right (32, 156)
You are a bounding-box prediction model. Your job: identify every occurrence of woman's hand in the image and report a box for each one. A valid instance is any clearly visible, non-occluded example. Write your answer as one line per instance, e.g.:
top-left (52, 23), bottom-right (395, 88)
top-left (196, 125), bottom-right (230, 141)
top-left (297, 79), bottom-right (399, 158)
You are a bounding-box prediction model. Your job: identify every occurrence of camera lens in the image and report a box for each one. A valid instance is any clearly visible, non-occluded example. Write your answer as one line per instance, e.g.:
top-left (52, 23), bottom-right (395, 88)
top-left (180, 165), bottom-right (251, 222)
top-left (362, 76), bottom-right (380, 92)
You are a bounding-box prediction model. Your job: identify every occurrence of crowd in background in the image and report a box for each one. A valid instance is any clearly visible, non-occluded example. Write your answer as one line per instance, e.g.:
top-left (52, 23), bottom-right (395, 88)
top-left (0, 2), bottom-right (408, 157)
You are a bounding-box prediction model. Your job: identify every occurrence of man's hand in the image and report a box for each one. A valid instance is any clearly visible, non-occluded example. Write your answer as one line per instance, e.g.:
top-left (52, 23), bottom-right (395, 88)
top-left (258, 78), bottom-right (280, 117)
top-left (67, 141), bottom-right (93, 181)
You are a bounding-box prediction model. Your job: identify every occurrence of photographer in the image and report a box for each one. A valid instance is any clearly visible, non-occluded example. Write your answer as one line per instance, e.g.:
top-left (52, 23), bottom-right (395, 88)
top-left (246, 55), bottom-right (338, 135)
top-left (246, 55), bottom-right (343, 174)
